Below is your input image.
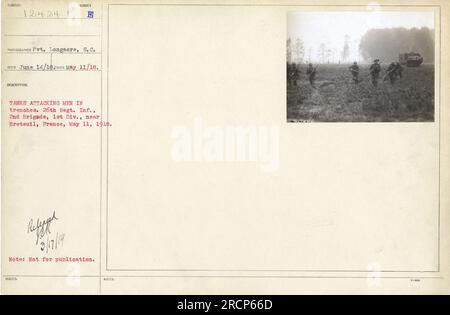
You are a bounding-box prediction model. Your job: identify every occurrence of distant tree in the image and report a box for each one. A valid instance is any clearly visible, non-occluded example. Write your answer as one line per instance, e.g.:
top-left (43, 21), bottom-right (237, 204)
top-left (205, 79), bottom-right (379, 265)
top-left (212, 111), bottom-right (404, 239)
top-left (307, 47), bottom-right (313, 63)
top-left (359, 27), bottom-right (434, 63)
top-left (341, 35), bottom-right (350, 63)
top-left (287, 37), bottom-right (292, 63)
top-left (332, 48), bottom-right (338, 63)
top-left (318, 43), bottom-right (326, 63)
top-left (293, 38), bottom-right (305, 64)
top-left (326, 49), bottom-right (333, 63)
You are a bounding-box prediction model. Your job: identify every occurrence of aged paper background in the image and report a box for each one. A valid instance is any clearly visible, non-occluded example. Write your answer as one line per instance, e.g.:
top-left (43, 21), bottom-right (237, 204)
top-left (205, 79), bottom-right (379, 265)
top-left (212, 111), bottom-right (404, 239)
top-left (1, 0), bottom-right (449, 294)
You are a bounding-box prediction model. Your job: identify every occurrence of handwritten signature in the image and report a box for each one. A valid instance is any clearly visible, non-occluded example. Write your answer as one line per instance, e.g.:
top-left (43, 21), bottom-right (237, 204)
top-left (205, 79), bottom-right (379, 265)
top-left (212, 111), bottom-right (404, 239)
top-left (27, 210), bottom-right (59, 245)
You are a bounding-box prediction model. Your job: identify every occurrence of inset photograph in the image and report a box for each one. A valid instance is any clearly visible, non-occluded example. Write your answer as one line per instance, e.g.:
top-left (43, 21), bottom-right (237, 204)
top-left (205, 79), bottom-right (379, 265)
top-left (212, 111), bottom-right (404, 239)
top-left (287, 10), bottom-right (435, 122)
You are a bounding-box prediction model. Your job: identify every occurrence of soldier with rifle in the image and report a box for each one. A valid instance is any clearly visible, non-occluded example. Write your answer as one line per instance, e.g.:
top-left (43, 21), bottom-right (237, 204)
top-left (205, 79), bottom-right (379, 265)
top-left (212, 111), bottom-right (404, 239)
top-left (287, 63), bottom-right (293, 86)
top-left (292, 64), bottom-right (301, 86)
top-left (348, 61), bottom-right (359, 84)
top-left (287, 63), bottom-right (291, 86)
top-left (395, 62), bottom-right (403, 79)
top-left (369, 59), bottom-right (381, 87)
top-left (384, 61), bottom-right (399, 84)
top-left (287, 63), bottom-right (301, 86)
top-left (306, 63), bottom-right (317, 87)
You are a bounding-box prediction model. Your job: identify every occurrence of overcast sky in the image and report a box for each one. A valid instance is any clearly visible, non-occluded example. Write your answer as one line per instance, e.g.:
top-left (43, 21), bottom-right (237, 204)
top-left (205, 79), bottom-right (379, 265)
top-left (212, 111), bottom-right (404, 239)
top-left (287, 10), bottom-right (435, 63)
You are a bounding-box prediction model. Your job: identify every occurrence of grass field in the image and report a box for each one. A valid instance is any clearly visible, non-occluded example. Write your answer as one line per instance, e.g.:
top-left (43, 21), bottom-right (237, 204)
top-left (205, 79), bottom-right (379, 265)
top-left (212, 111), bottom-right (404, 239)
top-left (287, 64), bottom-right (434, 122)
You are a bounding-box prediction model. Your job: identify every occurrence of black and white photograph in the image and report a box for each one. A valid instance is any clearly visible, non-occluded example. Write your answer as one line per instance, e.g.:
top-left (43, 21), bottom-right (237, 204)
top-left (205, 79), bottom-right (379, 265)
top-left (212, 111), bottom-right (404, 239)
top-left (287, 10), bottom-right (435, 122)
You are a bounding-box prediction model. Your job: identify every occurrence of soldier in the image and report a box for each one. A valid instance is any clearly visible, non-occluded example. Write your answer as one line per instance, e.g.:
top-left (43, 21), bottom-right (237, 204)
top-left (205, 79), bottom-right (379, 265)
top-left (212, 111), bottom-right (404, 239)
top-left (306, 63), bottom-right (317, 87)
top-left (286, 63), bottom-right (291, 86)
top-left (287, 63), bottom-right (293, 86)
top-left (369, 59), bottom-right (381, 87)
top-left (395, 62), bottom-right (403, 79)
top-left (291, 64), bottom-right (301, 86)
top-left (348, 61), bottom-right (359, 84)
top-left (385, 61), bottom-right (398, 84)
top-left (287, 63), bottom-right (300, 86)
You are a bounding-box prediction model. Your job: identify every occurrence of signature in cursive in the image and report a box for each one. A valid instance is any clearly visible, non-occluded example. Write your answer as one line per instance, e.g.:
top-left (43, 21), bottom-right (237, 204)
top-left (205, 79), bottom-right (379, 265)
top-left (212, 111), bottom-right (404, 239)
top-left (27, 210), bottom-right (59, 245)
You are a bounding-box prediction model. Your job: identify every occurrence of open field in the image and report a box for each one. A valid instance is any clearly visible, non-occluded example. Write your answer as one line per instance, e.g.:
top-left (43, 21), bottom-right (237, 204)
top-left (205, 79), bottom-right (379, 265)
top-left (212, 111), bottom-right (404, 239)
top-left (287, 64), bottom-right (434, 122)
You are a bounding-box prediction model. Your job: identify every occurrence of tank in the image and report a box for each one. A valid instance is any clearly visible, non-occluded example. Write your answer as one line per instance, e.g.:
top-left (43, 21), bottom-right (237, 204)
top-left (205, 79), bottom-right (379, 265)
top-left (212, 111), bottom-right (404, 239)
top-left (399, 52), bottom-right (424, 67)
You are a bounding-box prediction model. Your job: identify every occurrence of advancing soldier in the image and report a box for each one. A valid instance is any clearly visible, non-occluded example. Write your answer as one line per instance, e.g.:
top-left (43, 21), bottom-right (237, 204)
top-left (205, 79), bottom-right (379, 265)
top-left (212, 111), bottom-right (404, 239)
top-left (395, 62), bottom-right (403, 79)
top-left (286, 63), bottom-right (292, 85)
top-left (287, 63), bottom-right (300, 86)
top-left (291, 64), bottom-right (301, 86)
top-left (306, 63), bottom-right (317, 87)
top-left (348, 61), bottom-right (359, 84)
top-left (287, 63), bottom-right (293, 86)
top-left (385, 61), bottom-right (398, 84)
top-left (287, 63), bottom-right (291, 86)
top-left (369, 59), bottom-right (381, 87)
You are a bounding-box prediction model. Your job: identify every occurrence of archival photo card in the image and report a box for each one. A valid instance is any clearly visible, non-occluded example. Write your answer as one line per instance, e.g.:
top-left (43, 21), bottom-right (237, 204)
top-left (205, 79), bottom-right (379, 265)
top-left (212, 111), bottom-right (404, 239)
top-left (287, 10), bottom-right (436, 122)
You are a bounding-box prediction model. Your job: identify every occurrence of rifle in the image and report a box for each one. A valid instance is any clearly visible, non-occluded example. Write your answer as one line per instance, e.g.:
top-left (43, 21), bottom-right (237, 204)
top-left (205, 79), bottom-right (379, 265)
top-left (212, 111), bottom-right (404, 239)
top-left (308, 65), bottom-right (318, 75)
top-left (382, 67), bottom-right (397, 82)
top-left (369, 60), bottom-right (382, 75)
